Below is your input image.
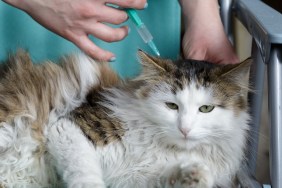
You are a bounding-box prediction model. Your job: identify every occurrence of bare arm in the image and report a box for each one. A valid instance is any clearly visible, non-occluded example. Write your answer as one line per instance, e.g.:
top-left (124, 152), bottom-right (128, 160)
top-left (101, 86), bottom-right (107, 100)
top-left (179, 0), bottom-right (239, 64)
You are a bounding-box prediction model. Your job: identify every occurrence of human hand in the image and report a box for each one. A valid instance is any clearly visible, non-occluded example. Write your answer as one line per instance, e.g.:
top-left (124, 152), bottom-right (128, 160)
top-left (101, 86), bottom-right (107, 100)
top-left (180, 0), bottom-right (239, 64)
top-left (3, 0), bottom-right (147, 61)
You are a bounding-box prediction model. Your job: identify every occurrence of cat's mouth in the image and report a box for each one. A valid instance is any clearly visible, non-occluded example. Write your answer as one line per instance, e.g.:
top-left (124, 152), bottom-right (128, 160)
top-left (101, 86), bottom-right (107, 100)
top-left (177, 134), bottom-right (207, 149)
top-left (171, 137), bottom-right (200, 150)
top-left (178, 132), bottom-right (200, 141)
top-left (183, 138), bottom-right (199, 146)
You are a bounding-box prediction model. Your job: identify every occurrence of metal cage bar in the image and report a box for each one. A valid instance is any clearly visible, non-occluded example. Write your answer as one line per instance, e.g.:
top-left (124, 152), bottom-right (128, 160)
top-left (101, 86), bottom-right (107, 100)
top-left (268, 46), bottom-right (282, 188)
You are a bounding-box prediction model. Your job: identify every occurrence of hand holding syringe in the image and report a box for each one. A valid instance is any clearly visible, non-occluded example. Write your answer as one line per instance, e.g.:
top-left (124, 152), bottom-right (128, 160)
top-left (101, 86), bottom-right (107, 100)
top-left (106, 3), bottom-right (160, 57)
top-left (125, 9), bottom-right (160, 56)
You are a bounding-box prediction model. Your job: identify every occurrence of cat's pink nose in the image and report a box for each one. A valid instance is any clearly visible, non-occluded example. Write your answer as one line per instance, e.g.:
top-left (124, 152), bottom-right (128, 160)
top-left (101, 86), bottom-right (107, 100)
top-left (179, 127), bottom-right (190, 138)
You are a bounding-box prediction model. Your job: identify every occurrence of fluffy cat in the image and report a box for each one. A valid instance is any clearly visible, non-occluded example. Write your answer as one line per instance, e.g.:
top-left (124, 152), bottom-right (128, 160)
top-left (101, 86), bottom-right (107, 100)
top-left (0, 50), bottom-right (251, 188)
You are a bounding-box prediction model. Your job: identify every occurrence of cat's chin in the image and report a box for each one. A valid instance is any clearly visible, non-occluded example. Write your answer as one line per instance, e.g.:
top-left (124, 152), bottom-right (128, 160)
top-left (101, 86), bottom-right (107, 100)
top-left (169, 137), bottom-right (201, 150)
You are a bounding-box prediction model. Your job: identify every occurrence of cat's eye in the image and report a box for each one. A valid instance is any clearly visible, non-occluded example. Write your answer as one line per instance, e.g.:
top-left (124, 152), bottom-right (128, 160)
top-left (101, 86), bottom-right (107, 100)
top-left (199, 105), bottom-right (215, 113)
top-left (165, 102), bottom-right (178, 110)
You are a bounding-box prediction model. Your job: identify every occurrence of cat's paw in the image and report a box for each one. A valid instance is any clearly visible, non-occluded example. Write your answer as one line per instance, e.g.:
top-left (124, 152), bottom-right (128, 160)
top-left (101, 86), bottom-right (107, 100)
top-left (160, 163), bottom-right (213, 188)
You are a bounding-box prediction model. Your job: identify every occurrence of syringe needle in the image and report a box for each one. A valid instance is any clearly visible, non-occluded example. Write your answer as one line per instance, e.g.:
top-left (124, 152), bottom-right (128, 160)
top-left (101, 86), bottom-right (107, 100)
top-left (126, 9), bottom-right (160, 56)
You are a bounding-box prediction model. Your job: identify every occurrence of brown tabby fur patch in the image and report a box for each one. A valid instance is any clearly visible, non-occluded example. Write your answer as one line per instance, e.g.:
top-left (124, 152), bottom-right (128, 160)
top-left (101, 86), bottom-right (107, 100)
top-left (70, 62), bottom-right (125, 146)
top-left (70, 92), bottom-right (125, 147)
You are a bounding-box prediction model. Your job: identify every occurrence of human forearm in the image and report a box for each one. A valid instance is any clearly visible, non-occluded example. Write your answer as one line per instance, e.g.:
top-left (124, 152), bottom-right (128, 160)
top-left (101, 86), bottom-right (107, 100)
top-left (179, 0), bottom-right (238, 64)
top-left (179, 0), bottom-right (220, 28)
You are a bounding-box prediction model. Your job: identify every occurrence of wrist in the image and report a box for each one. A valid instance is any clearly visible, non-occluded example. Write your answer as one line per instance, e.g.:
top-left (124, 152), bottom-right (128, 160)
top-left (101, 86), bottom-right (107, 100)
top-left (180, 0), bottom-right (221, 28)
top-left (179, 0), bottom-right (219, 14)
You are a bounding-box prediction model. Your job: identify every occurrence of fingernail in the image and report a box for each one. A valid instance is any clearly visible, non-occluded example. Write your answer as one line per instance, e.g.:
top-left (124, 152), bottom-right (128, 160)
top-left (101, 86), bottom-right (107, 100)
top-left (144, 3), bottom-right (148, 9)
top-left (109, 57), bottom-right (116, 62)
top-left (127, 27), bottom-right (131, 34)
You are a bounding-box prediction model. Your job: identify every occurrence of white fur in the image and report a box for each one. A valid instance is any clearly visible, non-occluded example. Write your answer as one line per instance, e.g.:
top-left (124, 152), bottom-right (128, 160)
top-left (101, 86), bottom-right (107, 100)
top-left (46, 117), bottom-right (105, 188)
top-left (0, 117), bottom-right (50, 188)
top-left (54, 54), bottom-right (101, 116)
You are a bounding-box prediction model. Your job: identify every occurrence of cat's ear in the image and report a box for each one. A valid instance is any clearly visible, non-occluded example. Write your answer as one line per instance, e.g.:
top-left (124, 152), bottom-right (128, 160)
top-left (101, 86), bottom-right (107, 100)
top-left (220, 58), bottom-right (252, 81)
top-left (137, 50), bottom-right (174, 73)
top-left (219, 58), bottom-right (252, 92)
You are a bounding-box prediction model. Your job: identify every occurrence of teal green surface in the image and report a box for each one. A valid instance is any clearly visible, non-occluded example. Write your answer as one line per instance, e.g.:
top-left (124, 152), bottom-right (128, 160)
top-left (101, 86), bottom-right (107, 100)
top-left (0, 1), bottom-right (181, 78)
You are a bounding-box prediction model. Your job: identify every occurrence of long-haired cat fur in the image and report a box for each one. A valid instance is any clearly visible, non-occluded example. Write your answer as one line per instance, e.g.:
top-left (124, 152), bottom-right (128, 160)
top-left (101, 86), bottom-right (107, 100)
top-left (0, 50), bottom-right (251, 188)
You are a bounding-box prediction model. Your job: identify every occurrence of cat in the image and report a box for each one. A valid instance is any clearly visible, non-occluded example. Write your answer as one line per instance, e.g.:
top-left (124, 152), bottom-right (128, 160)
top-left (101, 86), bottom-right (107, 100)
top-left (0, 50), bottom-right (251, 188)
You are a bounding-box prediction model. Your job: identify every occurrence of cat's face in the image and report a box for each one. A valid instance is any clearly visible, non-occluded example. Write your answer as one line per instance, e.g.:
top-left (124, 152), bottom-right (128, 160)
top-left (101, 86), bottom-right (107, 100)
top-left (136, 51), bottom-right (251, 149)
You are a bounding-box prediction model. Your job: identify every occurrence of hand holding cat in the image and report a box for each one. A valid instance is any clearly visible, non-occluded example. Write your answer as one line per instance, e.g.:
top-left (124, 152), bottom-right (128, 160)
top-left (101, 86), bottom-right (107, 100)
top-left (3, 0), bottom-right (147, 62)
top-left (180, 0), bottom-right (239, 64)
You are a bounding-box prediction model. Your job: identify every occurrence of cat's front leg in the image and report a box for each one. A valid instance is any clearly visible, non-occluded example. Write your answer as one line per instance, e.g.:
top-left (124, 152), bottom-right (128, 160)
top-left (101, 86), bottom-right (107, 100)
top-left (160, 162), bottom-right (214, 188)
top-left (46, 117), bottom-right (106, 188)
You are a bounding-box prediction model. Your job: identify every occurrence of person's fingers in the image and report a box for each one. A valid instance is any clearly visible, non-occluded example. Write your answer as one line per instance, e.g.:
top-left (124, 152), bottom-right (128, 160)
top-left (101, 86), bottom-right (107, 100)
top-left (72, 34), bottom-right (115, 61)
top-left (85, 22), bottom-right (129, 43)
top-left (106, 0), bottom-right (147, 9)
top-left (98, 6), bottom-right (128, 25)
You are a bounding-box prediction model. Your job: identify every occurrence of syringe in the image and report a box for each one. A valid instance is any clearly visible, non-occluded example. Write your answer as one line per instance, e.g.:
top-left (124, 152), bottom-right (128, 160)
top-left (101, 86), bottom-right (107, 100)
top-left (126, 9), bottom-right (160, 56)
